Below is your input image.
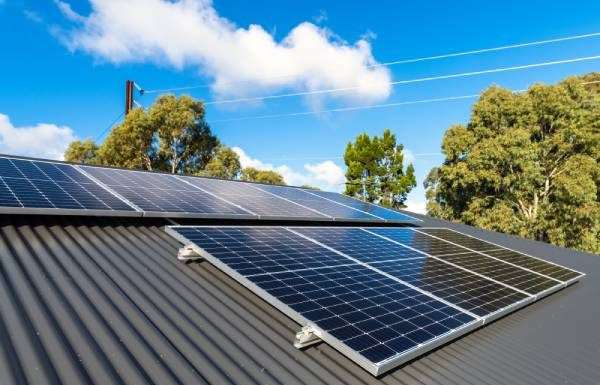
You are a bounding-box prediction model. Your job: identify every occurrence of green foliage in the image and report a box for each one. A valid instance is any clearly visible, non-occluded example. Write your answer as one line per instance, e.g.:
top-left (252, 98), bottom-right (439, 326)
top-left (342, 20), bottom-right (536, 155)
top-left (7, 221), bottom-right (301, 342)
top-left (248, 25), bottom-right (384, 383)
top-left (97, 108), bottom-right (155, 169)
top-left (344, 129), bottom-right (416, 209)
top-left (240, 167), bottom-right (286, 185)
top-left (63, 139), bottom-right (99, 164)
top-left (426, 77), bottom-right (600, 254)
top-left (150, 95), bottom-right (218, 174)
top-left (300, 185), bottom-right (320, 190)
top-left (200, 146), bottom-right (241, 179)
top-left (72, 94), bottom-right (218, 174)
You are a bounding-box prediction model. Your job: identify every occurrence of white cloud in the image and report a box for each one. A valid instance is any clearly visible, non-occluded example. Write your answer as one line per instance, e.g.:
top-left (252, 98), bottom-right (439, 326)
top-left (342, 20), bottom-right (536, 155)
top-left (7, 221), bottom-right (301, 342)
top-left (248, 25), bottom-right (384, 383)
top-left (403, 199), bottom-right (427, 214)
top-left (55, 0), bottom-right (87, 23)
top-left (0, 114), bottom-right (77, 160)
top-left (232, 147), bottom-right (345, 191)
top-left (312, 10), bottom-right (328, 24)
top-left (54, 0), bottom-right (391, 104)
top-left (23, 10), bottom-right (43, 23)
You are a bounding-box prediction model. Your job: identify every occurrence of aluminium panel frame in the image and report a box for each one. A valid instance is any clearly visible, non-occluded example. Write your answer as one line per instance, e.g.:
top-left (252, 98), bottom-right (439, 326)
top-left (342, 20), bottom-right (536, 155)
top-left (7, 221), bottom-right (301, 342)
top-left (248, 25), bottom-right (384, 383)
top-left (165, 225), bottom-right (483, 375)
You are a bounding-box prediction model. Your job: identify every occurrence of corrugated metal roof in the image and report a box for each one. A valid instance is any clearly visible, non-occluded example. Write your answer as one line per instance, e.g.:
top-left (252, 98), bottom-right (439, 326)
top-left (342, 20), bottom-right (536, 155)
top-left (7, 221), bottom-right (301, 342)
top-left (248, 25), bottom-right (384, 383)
top-left (1, 214), bottom-right (599, 385)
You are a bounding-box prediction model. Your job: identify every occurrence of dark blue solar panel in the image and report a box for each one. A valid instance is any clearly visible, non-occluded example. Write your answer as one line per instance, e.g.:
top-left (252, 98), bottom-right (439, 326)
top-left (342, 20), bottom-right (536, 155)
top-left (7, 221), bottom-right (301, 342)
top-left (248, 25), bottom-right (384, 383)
top-left (168, 225), bottom-right (478, 373)
top-left (0, 157), bottom-right (135, 212)
top-left (416, 228), bottom-right (583, 283)
top-left (167, 225), bottom-right (583, 375)
top-left (369, 228), bottom-right (566, 296)
top-left (247, 265), bottom-right (476, 364)
top-left (292, 227), bottom-right (426, 262)
top-left (369, 258), bottom-right (529, 317)
top-left (81, 166), bottom-right (251, 217)
top-left (180, 176), bottom-right (328, 219)
top-left (295, 227), bottom-right (530, 317)
top-left (254, 184), bottom-right (381, 221)
top-left (369, 228), bottom-right (470, 256)
top-left (308, 190), bottom-right (418, 222)
top-left (172, 226), bottom-right (356, 275)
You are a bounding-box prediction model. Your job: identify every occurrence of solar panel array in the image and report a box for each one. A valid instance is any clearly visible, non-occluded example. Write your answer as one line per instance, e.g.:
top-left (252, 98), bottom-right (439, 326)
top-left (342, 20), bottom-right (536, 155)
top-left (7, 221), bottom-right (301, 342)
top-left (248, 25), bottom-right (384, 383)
top-left (0, 156), bottom-right (136, 215)
top-left (0, 155), bottom-right (418, 222)
top-left (166, 225), bottom-right (584, 375)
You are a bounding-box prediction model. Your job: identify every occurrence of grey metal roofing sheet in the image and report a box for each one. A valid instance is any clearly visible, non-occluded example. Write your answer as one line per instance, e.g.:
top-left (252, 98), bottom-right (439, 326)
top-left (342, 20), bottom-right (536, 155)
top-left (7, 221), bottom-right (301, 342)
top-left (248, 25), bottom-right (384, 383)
top-left (0, 213), bottom-right (599, 385)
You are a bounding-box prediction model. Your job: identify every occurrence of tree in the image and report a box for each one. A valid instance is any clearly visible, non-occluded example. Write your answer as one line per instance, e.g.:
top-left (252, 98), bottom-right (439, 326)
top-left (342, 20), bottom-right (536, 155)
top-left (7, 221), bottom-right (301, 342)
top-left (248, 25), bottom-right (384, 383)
top-left (240, 167), bottom-right (286, 185)
top-left (344, 129), bottom-right (416, 209)
top-left (69, 94), bottom-right (219, 173)
top-left (64, 139), bottom-right (99, 164)
top-left (150, 95), bottom-right (218, 174)
top-left (425, 77), bottom-right (600, 254)
top-left (96, 108), bottom-right (155, 170)
top-left (200, 146), bottom-right (241, 179)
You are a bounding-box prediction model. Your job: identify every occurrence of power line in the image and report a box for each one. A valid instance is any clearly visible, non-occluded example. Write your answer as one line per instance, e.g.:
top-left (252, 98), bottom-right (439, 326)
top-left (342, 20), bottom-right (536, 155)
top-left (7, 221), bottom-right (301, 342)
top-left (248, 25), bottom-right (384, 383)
top-left (95, 111), bottom-right (124, 142)
top-left (140, 30), bottom-right (600, 94)
top-left (208, 94), bottom-right (490, 122)
top-left (208, 80), bottom-right (600, 123)
top-left (372, 31), bottom-right (600, 67)
top-left (203, 54), bottom-right (600, 105)
top-left (256, 153), bottom-right (444, 161)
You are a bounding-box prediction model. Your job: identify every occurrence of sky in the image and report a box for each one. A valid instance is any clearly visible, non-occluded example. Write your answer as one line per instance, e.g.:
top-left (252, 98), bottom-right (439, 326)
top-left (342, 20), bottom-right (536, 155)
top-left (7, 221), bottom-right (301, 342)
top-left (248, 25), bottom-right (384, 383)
top-left (2, 1), bottom-right (600, 213)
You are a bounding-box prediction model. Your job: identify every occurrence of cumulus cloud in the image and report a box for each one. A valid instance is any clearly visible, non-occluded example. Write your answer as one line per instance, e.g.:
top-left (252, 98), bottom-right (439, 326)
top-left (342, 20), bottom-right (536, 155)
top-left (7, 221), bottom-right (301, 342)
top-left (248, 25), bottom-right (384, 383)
top-left (0, 114), bottom-right (77, 160)
top-left (54, 0), bottom-right (391, 103)
top-left (232, 147), bottom-right (345, 191)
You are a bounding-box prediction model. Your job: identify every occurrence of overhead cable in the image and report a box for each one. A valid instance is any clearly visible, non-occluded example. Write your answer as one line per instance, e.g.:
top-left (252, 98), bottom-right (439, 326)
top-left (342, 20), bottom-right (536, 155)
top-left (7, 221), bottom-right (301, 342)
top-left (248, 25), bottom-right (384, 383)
top-left (204, 54), bottom-right (600, 105)
top-left (208, 80), bottom-right (600, 123)
top-left (141, 31), bottom-right (600, 94)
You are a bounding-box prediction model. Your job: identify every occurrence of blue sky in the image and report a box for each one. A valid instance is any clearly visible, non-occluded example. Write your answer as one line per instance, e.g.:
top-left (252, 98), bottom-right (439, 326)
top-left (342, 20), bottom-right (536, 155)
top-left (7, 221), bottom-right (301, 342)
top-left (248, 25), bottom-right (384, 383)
top-left (2, 0), bottom-right (600, 212)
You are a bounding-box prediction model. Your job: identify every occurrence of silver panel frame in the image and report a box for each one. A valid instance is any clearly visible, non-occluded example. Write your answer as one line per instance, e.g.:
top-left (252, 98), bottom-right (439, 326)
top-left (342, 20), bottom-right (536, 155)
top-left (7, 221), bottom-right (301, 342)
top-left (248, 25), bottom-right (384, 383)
top-left (164, 225), bottom-right (586, 375)
top-left (165, 225), bottom-right (483, 376)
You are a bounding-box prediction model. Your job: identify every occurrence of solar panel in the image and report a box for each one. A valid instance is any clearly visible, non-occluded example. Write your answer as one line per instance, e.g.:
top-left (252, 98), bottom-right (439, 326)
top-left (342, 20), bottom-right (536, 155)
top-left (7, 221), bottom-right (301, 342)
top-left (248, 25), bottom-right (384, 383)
top-left (0, 156), bottom-right (137, 215)
top-left (293, 227), bottom-right (530, 317)
top-left (166, 225), bottom-right (480, 375)
top-left (253, 184), bottom-right (384, 221)
top-left (367, 228), bottom-right (563, 297)
top-left (166, 225), bottom-right (584, 375)
top-left (308, 190), bottom-right (419, 222)
top-left (80, 166), bottom-right (253, 218)
top-left (415, 228), bottom-right (584, 284)
top-left (179, 176), bottom-right (329, 220)
top-left (172, 226), bottom-right (354, 275)
top-left (293, 227), bottom-right (426, 262)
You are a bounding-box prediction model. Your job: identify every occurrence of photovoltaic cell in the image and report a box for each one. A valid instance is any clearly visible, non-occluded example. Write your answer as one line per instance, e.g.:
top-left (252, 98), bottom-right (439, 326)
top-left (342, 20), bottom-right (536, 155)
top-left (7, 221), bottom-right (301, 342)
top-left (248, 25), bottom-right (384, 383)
top-left (484, 249), bottom-right (582, 282)
top-left (172, 226), bottom-right (356, 275)
top-left (417, 228), bottom-right (502, 252)
top-left (80, 166), bottom-right (250, 217)
top-left (293, 227), bottom-right (426, 262)
top-left (370, 258), bottom-right (529, 317)
top-left (308, 190), bottom-right (417, 222)
top-left (247, 265), bottom-right (476, 364)
top-left (416, 228), bottom-right (583, 283)
top-left (167, 225), bottom-right (478, 375)
top-left (180, 176), bottom-right (328, 219)
top-left (422, 252), bottom-right (558, 295)
top-left (166, 225), bottom-right (583, 375)
top-left (0, 156), bottom-right (135, 213)
top-left (254, 184), bottom-right (381, 221)
top-left (368, 228), bottom-right (470, 256)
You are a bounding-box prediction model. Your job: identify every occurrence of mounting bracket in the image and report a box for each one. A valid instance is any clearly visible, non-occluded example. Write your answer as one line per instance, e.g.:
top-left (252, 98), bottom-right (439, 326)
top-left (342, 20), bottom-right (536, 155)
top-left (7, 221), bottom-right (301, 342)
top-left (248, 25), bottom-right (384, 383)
top-left (177, 245), bottom-right (203, 261)
top-left (294, 325), bottom-right (322, 348)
